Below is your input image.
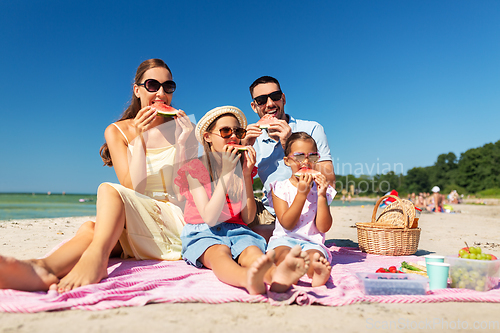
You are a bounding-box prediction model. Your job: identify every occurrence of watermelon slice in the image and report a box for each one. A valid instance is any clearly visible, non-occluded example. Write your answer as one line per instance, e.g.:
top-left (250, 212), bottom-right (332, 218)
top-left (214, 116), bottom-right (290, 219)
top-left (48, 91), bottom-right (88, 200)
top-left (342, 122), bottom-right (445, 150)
top-left (257, 114), bottom-right (277, 129)
top-left (153, 102), bottom-right (177, 117)
top-left (228, 143), bottom-right (249, 151)
top-left (294, 168), bottom-right (322, 178)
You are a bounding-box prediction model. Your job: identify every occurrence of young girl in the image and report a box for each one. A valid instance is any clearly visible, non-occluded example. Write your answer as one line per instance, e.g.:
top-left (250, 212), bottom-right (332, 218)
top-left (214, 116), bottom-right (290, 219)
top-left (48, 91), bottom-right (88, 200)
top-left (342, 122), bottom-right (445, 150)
top-left (175, 106), bottom-right (310, 294)
top-left (0, 59), bottom-right (193, 292)
top-left (269, 132), bottom-right (337, 287)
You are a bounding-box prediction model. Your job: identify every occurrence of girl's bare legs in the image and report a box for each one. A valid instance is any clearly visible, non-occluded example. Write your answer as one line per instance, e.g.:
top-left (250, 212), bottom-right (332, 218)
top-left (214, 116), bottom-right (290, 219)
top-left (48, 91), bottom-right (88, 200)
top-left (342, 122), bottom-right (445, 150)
top-left (306, 250), bottom-right (332, 287)
top-left (268, 245), bottom-right (310, 293)
top-left (200, 245), bottom-right (274, 295)
top-left (56, 183), bottom-right (126, 292)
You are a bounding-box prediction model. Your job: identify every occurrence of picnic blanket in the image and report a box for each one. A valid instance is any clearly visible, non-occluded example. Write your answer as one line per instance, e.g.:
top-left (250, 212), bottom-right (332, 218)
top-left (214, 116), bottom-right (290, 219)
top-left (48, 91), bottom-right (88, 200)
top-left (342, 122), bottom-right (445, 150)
top-left (1, 245), bottom-right (499, 313)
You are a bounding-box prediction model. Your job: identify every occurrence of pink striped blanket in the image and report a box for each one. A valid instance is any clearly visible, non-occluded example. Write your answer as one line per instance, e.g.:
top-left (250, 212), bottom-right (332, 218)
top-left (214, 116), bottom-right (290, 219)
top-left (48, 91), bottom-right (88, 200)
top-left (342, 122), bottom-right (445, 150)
top-left (1, 245), bottom-right (499, 312)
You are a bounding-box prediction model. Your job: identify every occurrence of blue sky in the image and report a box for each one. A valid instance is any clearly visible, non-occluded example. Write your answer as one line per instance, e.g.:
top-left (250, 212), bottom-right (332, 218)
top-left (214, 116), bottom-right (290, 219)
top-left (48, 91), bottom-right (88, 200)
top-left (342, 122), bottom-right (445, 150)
top-left (1, 0), bottom-right (499, 194)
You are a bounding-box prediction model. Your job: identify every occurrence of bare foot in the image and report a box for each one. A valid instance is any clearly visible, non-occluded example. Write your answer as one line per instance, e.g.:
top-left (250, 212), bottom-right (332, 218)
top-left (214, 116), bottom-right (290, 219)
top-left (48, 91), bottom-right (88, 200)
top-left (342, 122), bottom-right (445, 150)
top-left (310, 252), bottom-right (332, 287)
top-left (246, 250), bottom-right (275, 295)
top-left (270, 245), bottom-right (310, 293)
top-left (0, 255), bottom-right (58, 291)
top-left (57, 247), bottom-right (109, 292)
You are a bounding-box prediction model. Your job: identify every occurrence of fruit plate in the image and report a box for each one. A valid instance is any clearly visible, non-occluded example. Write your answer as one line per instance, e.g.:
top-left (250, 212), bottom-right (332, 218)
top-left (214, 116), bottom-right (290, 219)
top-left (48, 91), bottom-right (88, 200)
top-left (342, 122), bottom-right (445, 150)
top-left (446, 256), bottom-right (500, 292)
top-left (355, 272), bottom-right (428, 295)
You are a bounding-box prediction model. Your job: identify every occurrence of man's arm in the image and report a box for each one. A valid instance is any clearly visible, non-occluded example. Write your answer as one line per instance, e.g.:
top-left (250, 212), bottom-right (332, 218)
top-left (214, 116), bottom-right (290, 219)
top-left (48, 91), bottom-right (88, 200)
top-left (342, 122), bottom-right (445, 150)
top-left (316, 160), bottom-right (335, 188)
top-left (308, 122), bottom-right (334, 187)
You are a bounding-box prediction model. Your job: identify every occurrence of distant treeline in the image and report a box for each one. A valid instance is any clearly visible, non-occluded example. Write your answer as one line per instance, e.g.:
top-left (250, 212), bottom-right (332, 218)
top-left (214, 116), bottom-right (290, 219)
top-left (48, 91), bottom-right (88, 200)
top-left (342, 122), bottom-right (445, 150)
top-left (334, 140), bottom-right (500, 196)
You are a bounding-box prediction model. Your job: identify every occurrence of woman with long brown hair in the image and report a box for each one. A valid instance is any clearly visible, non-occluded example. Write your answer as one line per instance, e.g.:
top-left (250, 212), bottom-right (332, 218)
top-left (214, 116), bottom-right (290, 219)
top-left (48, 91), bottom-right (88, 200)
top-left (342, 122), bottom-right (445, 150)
top-left (0, 59), bottom-right (194, 292)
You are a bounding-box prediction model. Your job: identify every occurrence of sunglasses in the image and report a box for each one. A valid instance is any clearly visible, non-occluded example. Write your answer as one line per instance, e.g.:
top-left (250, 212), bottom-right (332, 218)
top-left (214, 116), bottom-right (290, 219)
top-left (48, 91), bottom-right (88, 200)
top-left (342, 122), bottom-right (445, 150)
top-left (289, 152), bottom-right (320, 163)
top-left (211, 127), bottom-right (247, 139)
top-left (137, 79), bottom-right (176, 94)
top-left (253, 90), bottom-right (283, 106)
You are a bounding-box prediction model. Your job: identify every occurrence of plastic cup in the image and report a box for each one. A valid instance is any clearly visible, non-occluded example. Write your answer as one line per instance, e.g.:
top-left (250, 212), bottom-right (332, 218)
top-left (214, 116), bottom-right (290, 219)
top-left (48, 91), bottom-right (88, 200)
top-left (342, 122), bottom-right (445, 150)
top-left (427, 262), bottom-right (450, 290)
top-left (425, 255), bottom-right (445, 270)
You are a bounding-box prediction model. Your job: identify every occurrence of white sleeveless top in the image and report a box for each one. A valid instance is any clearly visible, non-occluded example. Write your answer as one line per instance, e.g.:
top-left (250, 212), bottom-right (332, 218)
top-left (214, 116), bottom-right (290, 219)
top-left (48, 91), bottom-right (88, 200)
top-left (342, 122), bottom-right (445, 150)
top-left (112, 123), bottom-right (176, 201)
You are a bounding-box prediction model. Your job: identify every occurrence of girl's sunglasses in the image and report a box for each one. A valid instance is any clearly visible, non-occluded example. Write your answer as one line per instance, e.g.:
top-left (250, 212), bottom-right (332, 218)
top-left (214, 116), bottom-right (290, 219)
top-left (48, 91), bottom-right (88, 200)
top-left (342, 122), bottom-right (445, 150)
top-left (212, 127), bottom-right (247, 139)
top-left (289, 152), bottom-right (320, 163)
top-left (253, 90), bottom-right (283, 106)
top-left (137, 79), bottom-right (176, 94)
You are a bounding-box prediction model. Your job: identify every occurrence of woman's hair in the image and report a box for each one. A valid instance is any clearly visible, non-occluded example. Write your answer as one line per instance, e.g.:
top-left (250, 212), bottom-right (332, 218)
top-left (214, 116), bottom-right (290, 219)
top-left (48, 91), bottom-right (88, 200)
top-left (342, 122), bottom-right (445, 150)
top-left (99, 59), bottom-right (172, 166)
top-left (284, 132), bottom-right (318, 156)
top-left (202, 113), bottom-right (242, 200)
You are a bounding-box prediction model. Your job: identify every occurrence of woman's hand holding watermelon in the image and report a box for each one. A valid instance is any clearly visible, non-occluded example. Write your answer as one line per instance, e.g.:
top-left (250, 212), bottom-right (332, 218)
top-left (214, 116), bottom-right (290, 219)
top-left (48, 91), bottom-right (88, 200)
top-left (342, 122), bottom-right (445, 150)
top-left (174, 110), bottom-right (193, 146)
top-left (132, 106), bottom-right (157, 137)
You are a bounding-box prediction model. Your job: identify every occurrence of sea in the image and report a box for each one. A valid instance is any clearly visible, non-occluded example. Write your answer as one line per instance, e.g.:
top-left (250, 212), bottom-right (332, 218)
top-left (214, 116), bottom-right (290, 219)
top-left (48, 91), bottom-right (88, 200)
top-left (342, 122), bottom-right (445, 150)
top-left (0, 193), bottom-right (375, 221)
top-left (330, 200), bottom-right (376, 207)
top-left (0, 193), bottom-right (97, 221)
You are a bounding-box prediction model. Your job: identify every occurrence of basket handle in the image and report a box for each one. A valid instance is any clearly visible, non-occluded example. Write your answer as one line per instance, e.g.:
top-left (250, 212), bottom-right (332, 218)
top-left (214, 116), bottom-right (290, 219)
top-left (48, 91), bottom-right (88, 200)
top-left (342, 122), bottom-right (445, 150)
top-left (371, 194), bottom-right (412, 229)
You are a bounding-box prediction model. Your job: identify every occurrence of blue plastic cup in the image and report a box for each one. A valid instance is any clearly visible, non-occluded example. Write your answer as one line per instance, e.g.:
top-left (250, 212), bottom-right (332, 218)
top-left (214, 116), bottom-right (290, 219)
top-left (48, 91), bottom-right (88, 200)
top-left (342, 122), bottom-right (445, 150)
top-left (427, 262), bottom-right (450, 290)
top-left (425, 255), bottom-right (445, 271)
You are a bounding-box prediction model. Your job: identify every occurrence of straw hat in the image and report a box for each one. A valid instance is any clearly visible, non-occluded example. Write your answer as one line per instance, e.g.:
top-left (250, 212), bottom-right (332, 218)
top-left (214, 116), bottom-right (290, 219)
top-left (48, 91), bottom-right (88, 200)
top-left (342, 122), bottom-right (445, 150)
top-left (431, 186), bottom-right (440, 193)
top-left (195, 106), bottom-right (247, 143)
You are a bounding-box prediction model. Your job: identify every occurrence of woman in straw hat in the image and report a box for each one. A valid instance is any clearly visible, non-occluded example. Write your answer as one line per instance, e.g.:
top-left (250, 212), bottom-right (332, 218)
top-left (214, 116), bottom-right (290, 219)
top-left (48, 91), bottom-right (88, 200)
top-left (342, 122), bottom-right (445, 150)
top-left (175, 106), bottom-right (310, 294)
top-left (0, 59), bottom-right (193, 292)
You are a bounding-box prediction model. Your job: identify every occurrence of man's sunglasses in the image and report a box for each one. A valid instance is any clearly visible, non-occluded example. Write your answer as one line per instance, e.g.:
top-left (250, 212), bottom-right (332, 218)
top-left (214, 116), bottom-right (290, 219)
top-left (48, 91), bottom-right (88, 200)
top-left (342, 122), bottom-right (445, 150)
top-left (253, 90), bottom-right (283, 106)
top-left (137, 79), bottom-right (176, 94)
top-left (212, 127), bottom-right (247, 139)
top-left (289, 152), bottom-right (320, 163)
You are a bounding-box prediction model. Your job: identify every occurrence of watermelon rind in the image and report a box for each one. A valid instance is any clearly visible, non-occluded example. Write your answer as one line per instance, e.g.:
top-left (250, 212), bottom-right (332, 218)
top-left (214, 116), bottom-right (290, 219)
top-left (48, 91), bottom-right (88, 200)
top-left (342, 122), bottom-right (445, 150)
top-left (153, 103), bottom-right (177, 117)
top-left (294, 169), bottom-right (321, 178)
top-left (257, 115), bottom-right (277, 129)
top-left (157, 110), bottom-right (177, 117)
top-left (228, 144), bottom-right (248, 151)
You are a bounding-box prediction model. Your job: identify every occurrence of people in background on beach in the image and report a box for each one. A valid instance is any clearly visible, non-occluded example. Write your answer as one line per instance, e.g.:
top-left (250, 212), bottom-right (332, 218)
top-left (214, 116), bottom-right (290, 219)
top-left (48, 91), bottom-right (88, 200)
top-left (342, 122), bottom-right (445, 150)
top-left (175, 106), bottom-right (310, 294)
top-left (448, 190), bottom-right (461, 204)
top-left (427, 186), bottom-right (444, 212)
top-left (269, 132), bottom-right (336, 287)
top-left (414, 193), bottom-right (427, 210)
top-left (0, 59), bottom-right (194, 292)
top-left (242, 76), bottom-right (335, 241)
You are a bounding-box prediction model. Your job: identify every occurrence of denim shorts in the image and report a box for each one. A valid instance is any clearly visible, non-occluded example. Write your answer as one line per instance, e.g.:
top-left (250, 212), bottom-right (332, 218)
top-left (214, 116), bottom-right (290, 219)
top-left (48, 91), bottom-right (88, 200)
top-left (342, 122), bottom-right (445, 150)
top-left (267, 236), bottom-right (332, 263)
top-left (181, 223), bottom-right (267, 268)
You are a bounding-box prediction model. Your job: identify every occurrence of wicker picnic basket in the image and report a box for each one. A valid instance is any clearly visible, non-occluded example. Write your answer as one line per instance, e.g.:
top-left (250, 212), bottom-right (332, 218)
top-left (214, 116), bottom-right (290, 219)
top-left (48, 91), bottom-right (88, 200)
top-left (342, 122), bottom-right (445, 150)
top-left (356, 195), bottom-right (421, 256)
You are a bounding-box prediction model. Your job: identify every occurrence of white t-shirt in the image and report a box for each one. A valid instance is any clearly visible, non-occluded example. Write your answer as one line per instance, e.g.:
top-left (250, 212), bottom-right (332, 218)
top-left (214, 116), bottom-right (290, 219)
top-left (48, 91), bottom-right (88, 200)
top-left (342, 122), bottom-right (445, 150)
top-left (269, 179), bottom-right (336, 250)
top-left (254, 115), bottom-right (332, 214)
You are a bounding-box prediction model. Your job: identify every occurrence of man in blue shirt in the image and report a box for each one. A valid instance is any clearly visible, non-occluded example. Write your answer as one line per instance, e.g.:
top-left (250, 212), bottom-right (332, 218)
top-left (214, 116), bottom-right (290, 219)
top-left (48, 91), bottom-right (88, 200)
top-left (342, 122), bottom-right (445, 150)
top-left (243, 76), bottom-right (335, 240)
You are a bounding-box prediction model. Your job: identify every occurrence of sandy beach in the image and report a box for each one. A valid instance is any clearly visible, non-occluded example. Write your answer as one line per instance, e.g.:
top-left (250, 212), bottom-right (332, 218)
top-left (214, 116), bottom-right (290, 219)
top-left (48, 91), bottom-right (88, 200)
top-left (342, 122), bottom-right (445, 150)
top-left (1, 202), bottom-right (500, 332)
